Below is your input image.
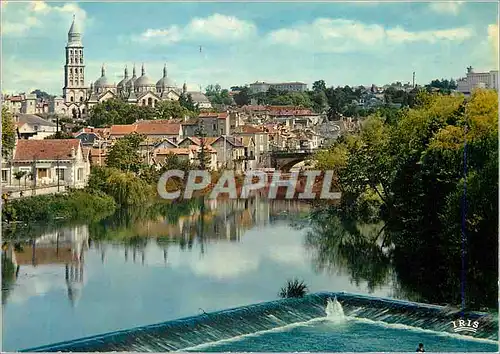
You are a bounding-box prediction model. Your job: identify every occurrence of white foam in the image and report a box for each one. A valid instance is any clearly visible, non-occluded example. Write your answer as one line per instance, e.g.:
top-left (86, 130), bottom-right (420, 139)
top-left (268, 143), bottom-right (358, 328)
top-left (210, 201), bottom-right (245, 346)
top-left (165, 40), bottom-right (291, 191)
top-left (350, 316), bottom-right (498, 345)
top-left (325, 297), bottom-right (346, 322)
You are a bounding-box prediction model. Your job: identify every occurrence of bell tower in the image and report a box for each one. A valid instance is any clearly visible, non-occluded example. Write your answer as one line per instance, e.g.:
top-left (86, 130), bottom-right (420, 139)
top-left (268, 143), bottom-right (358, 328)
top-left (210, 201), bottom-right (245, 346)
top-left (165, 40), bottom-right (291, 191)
top-left (63, 15), bottom-right (87, 105)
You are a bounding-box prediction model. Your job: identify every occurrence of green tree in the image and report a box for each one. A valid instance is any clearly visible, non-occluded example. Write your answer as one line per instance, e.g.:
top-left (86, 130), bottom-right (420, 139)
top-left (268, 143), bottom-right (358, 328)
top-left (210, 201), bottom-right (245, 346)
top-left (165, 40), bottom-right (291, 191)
top-left (205, 84), bottom-right (233, 105)
top-left (105, 133), bottom-right (145, 173)
top-left (13, 171), bottom-right (26, 190)
top-left (88, 98), bottom-right (156, 127)
top-left (233, 86), bottom-right (251, 106)
top-left (195, 126), bottom-right (211, 170)
top-left (312, 80), bottom-right (327, 92)
top-left (2, 107), bottom-right (16, 158)
top-left (155, 100), bottom-right (195, 120)
top-left (179, 93), bottom-right (199, 112)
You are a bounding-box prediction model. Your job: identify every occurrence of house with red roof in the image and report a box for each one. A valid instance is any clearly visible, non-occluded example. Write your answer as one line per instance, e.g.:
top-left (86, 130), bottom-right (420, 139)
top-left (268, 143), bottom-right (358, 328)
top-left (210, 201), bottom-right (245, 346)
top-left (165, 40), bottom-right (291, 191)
top-left (2, 139), bottom-right (90, 189)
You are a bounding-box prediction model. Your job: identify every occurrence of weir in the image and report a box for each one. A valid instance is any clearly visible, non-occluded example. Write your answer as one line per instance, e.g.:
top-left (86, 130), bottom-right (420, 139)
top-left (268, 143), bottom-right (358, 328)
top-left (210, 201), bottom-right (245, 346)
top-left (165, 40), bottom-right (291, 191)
top-left (23, 292), bottom-right (498, 352)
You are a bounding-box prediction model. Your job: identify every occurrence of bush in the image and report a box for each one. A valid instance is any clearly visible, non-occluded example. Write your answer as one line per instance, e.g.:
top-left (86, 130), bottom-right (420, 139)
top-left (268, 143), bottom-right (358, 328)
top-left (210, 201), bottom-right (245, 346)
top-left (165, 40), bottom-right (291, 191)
top-left (278, 279), bottom-right (309, 298)
top-left (2, 190), bottom-right (116, 223)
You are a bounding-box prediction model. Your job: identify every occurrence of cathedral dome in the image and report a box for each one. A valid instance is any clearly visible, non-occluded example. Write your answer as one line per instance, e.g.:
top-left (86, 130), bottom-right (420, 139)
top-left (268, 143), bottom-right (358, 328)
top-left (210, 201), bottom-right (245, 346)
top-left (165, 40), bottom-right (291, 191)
top-left (94, 66), bottom-right (115, 89)
top-left (156, 64), bottom-right (175, 90)
top-left (117, 66), bottom-right (129, 89)
top-left (135, 64), bottom-right (155, 88)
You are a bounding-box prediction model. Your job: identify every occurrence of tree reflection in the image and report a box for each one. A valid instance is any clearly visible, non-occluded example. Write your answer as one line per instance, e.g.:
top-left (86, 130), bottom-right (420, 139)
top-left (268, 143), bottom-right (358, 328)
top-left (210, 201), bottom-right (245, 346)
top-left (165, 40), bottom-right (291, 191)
top-left (305, 207), bottom-right (392, 293)
top-left (1, 251), bottom-right (17, 305)
top-left (306, 206), bottom-right (497, 310)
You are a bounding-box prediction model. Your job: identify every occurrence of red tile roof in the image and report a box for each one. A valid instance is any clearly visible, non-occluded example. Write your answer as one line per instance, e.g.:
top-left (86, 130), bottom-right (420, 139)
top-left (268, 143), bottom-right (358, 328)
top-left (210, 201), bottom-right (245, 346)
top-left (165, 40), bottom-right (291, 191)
top-left (136, 121), bottom-right (181, 135)
top-left (198, 112), bottom-right (228, 119)
top-left (13, 139), bottom-right (81, 161)
top-left (235, 125), bottom-right (266, 134)
top-left (109, 124), bottom-right (136, 135)
top-left (109, 121), bottom-right (181, 136)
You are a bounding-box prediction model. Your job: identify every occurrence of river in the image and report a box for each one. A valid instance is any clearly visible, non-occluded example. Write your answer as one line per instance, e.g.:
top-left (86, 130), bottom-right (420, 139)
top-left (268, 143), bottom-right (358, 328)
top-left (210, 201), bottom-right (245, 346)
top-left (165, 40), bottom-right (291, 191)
top-left (1, 196), bottom-right (401, 351)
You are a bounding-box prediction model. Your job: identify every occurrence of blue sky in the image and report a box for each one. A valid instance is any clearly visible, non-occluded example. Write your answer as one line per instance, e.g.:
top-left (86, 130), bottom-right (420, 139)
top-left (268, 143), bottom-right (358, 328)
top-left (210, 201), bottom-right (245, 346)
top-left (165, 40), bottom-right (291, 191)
top-left (2, 1), bottom-right (498, 95)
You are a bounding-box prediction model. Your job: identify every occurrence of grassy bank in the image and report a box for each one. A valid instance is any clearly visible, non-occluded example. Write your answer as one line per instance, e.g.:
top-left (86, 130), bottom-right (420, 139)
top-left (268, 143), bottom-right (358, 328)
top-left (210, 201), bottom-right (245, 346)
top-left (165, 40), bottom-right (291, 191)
top-left (2, 190), bottom-right (116, 224)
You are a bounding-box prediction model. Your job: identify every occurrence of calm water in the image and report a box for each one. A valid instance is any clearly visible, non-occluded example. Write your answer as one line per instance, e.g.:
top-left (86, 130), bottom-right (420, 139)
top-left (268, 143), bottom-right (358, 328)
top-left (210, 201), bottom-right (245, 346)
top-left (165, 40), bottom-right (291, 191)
top-left (2, 198), bottom-right (398, 351)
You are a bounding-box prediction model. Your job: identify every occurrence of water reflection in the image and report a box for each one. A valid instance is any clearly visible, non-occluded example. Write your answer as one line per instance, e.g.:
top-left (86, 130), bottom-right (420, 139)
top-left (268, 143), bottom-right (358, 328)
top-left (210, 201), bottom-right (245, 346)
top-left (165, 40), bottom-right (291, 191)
top-left (304, 208), bottom-right (393, 293)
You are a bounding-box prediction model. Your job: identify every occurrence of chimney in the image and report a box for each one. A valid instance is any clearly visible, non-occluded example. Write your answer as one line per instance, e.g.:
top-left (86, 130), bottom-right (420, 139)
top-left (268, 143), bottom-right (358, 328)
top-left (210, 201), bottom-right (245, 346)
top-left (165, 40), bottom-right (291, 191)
top-left (71, 146), bottom-right (76, 158)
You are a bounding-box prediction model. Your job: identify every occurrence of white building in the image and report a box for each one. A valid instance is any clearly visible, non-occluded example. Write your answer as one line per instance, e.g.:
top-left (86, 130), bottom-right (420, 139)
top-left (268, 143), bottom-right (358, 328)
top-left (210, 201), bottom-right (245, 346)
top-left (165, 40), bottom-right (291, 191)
top-left (2, 139), bottom-right (91, 189)
top-left (457, 66), bottom-right (498, 94)
top-left (15, 114), bottom-right (57, 140)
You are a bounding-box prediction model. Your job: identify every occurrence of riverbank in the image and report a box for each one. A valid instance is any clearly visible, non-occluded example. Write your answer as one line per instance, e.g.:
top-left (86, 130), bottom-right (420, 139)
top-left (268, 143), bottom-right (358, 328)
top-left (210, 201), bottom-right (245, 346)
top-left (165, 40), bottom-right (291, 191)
top-left (1, 190), bottom-right (116, 225)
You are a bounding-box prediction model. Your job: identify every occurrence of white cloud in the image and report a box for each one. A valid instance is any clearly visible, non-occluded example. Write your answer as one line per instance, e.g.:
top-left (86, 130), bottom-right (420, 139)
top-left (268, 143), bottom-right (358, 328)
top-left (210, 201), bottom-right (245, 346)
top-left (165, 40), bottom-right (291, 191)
top-left (487, 23), bottom-right (499, 68)
top-left (267, 18), bottom-right (473, 53)
top-left (428, 1), bottom-right (464, 15)
top-left (1, 1), bottom-right (88, 36)
top-left (136, 13), bottom-right (256, 44)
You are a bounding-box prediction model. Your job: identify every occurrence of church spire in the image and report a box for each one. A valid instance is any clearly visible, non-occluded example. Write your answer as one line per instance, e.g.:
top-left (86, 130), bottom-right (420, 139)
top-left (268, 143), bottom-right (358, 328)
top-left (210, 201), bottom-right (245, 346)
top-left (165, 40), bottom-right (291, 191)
top-left (141, 63), bottom-right (145, 76)
top-left (124, 65), bottom-right (129, 79)
top-left (67, 15), bottom-right (82, 46)
top-left (101, 64), bottom-right (105, 77)
top-left (163, 64), bottom-right (167, 78)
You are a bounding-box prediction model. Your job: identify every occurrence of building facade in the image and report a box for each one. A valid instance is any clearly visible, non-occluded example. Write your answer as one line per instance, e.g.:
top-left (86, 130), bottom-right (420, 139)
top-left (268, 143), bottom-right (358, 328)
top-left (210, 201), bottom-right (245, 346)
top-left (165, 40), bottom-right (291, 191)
top-left (457, 66), bottom-right (498, 94)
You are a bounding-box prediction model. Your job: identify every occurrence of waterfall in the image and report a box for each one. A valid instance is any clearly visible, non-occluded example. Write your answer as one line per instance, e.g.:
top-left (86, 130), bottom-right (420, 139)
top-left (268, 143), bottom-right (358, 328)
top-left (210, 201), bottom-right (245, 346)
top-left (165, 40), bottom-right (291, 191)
top-left (22, 292), bottom-right (498, 352)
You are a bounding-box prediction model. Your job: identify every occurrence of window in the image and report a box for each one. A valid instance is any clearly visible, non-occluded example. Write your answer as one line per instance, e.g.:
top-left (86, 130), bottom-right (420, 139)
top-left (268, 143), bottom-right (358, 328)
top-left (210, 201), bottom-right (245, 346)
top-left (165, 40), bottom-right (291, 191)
top-left (70, 68), bottom-right (73, 74)
top-left (1, 170), bottom-right (8, 182)
top-left (80, 96), bottom-right (83, 102)
top-left (56, 168), bottom-right (65, 181)
top-left (80, 68), bottom-right (83, 74)
top-left (70, 96), bottom-right (74, 102)
top-left (37, 168), bottom-right (48, 178)
top-left (77, 168), bottom-right (83, 181)
top-left (148, 97), bottom-right (153, 106)
top-left (212, 124), bottom-right (216, 130)
top-left (81, 80), bottom-right (84, 86)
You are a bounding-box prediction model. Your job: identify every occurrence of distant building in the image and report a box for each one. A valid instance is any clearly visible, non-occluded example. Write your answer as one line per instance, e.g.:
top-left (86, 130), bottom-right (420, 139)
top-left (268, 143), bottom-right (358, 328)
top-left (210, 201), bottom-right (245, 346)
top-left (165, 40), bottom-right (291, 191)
top-left (249, 81), bottom-right (307, 94)
top-left (457, 66), bottom-right (498, 94)
top-left (15, 114), bottom-right (57, 140)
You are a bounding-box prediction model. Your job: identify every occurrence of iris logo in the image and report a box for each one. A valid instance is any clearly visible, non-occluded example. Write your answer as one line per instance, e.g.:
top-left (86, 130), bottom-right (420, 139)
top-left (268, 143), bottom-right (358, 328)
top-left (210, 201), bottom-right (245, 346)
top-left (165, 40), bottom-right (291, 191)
top-left (451, 319), bottom-right (479, 334)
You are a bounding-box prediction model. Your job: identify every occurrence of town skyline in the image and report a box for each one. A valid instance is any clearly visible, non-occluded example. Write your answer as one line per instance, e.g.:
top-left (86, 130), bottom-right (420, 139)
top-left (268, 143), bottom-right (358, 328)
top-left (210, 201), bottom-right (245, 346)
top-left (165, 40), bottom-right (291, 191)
top-left (2, 1), bottom-right (498, 95)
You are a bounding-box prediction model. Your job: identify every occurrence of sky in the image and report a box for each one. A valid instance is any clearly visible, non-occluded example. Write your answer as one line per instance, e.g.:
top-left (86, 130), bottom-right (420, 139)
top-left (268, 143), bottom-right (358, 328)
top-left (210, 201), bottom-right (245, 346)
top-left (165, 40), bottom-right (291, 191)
top-left (1, 1), bottom-right (498, 96)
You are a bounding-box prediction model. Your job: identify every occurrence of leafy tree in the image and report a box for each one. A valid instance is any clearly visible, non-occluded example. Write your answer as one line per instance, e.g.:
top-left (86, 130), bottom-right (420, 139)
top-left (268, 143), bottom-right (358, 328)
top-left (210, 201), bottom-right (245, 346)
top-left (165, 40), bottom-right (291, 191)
top-left (2, 107), bottom-right (16, 158)
top-left (195, 126), bottom-right (211, 170)
top-left (312, 80), bottom-right (327, 92)
top-left (179, 93), bottom-right (199, 113)
top-left (155, 100), bottom-right (195, 120)
top-left (233, 86), bottom-right (251, 106)
top-left (88, 99), bottom-right (156, 127)
top-left (205, 84), bottom-right (232, 105)
top-left (314, 89), bottom-right (498, 309)
top-left (13, 171), bottom-right (26, 190)
top-left (105, 133), bottom-right (145, 173)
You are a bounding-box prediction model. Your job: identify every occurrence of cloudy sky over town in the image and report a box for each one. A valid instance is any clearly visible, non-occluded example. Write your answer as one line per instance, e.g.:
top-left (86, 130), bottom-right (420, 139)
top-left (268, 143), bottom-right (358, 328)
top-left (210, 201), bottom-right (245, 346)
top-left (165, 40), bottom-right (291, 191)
top-left (2, 1), bottom-right (498, 95)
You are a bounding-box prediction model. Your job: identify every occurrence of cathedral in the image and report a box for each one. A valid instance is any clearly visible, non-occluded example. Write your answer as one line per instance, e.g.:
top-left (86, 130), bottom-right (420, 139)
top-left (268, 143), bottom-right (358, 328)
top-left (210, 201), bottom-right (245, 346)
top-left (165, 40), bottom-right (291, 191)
top-left (53, 16), bottom-right (184, 118)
